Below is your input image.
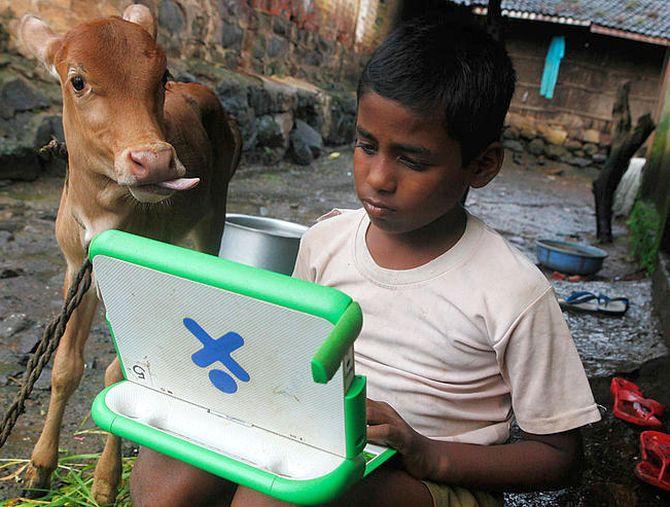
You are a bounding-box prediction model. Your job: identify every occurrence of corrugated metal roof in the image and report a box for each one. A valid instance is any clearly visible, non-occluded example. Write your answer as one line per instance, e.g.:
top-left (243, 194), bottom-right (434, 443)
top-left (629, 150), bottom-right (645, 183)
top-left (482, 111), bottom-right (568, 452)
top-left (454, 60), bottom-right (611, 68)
top-left (450, 1), bottom-right (670, 44)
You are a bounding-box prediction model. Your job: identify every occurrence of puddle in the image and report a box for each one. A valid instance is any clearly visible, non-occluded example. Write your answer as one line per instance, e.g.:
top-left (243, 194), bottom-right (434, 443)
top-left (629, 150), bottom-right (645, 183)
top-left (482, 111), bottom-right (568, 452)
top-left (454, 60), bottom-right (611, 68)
top-left (553, 280), bottom-right (667, 377)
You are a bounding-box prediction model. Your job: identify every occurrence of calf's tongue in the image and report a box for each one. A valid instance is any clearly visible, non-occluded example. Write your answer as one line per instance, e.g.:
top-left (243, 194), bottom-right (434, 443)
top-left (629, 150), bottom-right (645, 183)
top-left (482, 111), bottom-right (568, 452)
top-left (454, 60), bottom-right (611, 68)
top-left (156, 177), bottom-right (200, 191)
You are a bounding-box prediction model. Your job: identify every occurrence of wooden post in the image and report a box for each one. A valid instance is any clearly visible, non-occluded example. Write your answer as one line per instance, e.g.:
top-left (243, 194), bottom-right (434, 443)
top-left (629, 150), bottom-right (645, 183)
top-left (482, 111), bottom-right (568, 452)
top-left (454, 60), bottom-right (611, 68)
top-left (487, 0), bottom-right (503, 43)
top-left (593, 81), bottom-right (655, 243)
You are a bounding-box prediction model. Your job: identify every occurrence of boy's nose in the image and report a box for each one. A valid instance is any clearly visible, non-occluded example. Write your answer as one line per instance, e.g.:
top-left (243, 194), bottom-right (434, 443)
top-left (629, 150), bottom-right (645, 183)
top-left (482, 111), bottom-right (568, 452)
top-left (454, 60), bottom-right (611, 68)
top-left (367, 157), bottom-right (396, 193)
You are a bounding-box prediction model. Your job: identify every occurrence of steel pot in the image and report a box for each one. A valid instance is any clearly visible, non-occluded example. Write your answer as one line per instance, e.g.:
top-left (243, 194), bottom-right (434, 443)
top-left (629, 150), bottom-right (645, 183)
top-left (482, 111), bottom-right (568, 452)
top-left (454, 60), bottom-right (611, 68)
top-left (218, 214), bottom-right (308, 275)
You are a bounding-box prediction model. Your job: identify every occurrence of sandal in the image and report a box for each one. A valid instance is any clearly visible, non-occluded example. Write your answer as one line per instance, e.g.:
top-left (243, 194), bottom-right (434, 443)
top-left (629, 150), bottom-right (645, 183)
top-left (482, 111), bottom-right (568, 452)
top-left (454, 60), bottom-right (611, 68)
top-left (610, 377), bottom-right (664, 428)
top-left (559, 291), bottom-right (629, 316)
top-left (635, 431), bottom-right (670, 491)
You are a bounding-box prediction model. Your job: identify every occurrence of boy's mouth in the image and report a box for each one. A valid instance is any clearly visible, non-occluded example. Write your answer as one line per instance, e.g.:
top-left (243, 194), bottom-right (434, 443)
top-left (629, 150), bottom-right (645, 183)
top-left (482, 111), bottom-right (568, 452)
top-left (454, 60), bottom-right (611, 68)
top-left (362, 199), bottom-right (395, 218)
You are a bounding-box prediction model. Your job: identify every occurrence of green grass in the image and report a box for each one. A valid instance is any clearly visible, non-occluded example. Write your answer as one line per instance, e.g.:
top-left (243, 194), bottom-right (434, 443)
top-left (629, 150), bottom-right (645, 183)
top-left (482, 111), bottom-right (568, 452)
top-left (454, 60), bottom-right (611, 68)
top-left (628, 199), bottom-right (662, 275)
top-left (0, 452), bottom-right (135, 507)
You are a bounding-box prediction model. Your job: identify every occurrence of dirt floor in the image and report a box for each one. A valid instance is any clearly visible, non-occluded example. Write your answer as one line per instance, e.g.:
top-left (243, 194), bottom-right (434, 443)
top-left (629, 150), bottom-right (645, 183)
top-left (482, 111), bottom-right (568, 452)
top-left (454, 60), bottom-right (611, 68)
top-left (1, 149), bottom-right (670, 505)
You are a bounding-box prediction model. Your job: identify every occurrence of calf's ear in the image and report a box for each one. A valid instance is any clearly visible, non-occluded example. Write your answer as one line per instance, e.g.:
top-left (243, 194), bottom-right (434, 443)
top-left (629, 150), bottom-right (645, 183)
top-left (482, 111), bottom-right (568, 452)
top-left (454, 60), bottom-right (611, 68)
top-left (122, 4), bottom-right (157, 39)
top-left (19, 15), bottom-right (61, 78)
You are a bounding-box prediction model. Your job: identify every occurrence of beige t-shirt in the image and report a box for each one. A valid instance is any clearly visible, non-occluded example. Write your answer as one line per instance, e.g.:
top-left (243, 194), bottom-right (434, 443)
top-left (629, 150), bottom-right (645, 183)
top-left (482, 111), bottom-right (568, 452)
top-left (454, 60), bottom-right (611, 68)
top-left (293, 208), bottom-right (601, 445)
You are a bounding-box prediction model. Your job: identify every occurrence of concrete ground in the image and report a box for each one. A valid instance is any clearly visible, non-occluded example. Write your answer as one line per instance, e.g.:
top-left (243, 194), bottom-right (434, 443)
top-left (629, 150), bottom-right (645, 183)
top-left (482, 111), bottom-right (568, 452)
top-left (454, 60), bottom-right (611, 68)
top-left (1, 149), bottom-right (669, 505)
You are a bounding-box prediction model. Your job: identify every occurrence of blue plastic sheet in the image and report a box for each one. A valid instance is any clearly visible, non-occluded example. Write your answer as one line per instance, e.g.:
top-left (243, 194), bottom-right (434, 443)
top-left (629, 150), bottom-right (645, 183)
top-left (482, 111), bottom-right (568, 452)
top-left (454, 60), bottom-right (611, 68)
top-left (540, 36), bottom-right (565, 100)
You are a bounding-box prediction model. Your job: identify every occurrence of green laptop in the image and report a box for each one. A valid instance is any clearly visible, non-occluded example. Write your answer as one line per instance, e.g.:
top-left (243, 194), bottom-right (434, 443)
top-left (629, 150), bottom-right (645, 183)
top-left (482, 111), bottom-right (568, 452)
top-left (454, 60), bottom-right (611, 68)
top-left (89, 230), bottom-right (395, 505)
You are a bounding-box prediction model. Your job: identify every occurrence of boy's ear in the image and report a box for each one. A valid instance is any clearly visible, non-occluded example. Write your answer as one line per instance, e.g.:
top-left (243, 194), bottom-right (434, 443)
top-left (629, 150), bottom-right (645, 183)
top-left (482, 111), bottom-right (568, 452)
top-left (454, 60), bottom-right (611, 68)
top-left (466, 142), bottom-right (504, 189)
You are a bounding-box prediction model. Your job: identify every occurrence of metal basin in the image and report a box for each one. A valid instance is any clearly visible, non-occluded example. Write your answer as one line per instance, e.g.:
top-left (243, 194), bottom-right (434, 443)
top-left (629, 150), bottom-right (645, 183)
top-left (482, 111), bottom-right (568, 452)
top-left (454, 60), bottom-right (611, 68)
top-left (536, 238), bottom-right (608, 275)
top-left (218, 214), bottom-right (308, 275)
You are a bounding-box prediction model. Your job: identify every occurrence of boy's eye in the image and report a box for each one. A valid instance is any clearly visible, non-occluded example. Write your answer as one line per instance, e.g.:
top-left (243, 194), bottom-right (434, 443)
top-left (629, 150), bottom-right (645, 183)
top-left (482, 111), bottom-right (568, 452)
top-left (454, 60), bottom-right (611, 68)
top-left (355, 142), bottom-right (377, 155)
top-left (397, 156), bottom-right (429, 171)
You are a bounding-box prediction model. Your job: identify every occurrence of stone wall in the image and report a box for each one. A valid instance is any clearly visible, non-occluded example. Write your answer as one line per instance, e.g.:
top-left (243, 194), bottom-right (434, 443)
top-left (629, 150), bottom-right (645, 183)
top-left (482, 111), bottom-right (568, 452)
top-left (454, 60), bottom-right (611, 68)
top-left (505, 18), bottom-right (666, 153)
top-left (1, 0), bottom-right (399, 89)
top-left (501, 121), bottom-right (607, 170)
top-left (0, 1), bottom-right (403, 179)
top-left (0, 51), bottom-right (358, 179)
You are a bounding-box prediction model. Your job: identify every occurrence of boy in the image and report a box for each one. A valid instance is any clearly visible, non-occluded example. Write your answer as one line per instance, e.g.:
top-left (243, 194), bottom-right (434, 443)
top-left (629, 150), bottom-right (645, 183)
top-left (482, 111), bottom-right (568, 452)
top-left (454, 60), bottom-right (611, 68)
top-left (131, 15), bottom-right (600, 507)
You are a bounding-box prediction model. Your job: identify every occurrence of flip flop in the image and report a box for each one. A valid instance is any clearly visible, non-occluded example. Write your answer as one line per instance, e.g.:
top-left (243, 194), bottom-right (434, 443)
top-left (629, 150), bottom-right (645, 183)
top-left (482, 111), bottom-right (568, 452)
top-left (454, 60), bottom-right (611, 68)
top-left (635, 431), bottom-right (670, 492)
top-left (559, 291), bottom-right (629, 316)
top-left (610, 377), bottom-right (664, 428)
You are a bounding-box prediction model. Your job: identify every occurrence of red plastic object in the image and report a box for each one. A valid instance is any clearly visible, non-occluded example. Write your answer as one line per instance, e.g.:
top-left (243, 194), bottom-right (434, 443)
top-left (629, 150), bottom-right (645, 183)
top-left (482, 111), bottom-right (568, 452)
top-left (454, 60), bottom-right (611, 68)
top-left (610, 377), bottom-right (664, 428)
top-left (635, 431), bottom-right (670, 492)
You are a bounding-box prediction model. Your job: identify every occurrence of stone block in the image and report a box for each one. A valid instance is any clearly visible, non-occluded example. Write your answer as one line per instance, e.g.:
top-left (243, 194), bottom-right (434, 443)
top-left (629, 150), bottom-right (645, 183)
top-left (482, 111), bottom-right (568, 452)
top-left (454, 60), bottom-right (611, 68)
top-left (528, 138), bottom-right (545, 156)
top-left (565, 139), bottom-right (583, 151)
top-left (544, 144), bottom-right (569, 160)
top-left (569, 157), bottom-right (592, 168)
top-left (0, 139), bottom-right (40, 181)
top-left (581, 129), bottom-right (601, 144)
top-left (519, 126), bottom-right (536, 141)
top-left (289, 137), bottom-right (312, 165)
top-left (583, 143), bottom-right (599, 156)
top-left (0, 78), bottom-right (49, 120)
top-left (34, 114), bottom-right (64, 148)
top-left (249, 77), bottom-right (297, 115)
top-left (221, 19), bottom-right (244, 50)
top-left (326, 91), bottom-right (356, 145)
top-left (272, 16), bottom-right (291, 37)
top-left (158, 0), bottom-right (185, 34)
top-left (503, 139), bottom-right (524, 153)
top-left (267, 34), bottom-right (289, 59)
top-left (274, 112), bottom-right (293, 144)
top-left (502, 126), bottom-right (520, 140)
top-left (214, 70), bottom-right (259, 151)
top-left (289, 119), bottom-right (323, 165)
top-left (540, 125), bottom-right (567, 146)
top-left (256, 112), bottom-right (292, 149)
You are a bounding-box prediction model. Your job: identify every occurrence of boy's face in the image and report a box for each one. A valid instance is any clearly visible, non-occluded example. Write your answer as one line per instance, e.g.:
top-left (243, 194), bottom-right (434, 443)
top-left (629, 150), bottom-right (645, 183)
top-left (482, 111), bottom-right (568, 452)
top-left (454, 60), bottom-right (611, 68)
top-left (354, 92), bottom-right (476, 236)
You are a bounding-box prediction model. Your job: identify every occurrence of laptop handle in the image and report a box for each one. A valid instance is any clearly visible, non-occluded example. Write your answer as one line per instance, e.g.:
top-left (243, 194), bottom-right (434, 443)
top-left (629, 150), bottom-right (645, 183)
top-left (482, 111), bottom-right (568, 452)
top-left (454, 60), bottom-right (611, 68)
top-left (311, 302), bottom-right (362, 384)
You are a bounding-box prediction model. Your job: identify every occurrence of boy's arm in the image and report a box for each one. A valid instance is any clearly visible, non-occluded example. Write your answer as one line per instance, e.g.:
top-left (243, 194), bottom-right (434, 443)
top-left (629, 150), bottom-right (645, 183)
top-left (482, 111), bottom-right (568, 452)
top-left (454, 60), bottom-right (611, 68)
top-left (367, 399), bottom-right (582, 492)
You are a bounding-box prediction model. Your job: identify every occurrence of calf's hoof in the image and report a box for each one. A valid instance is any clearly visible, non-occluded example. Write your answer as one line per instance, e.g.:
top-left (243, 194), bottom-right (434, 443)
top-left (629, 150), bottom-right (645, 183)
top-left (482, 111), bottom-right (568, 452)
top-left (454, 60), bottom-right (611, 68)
top-left (22, 461), bottom-right (53, 498)
top-left (92, 478), bottom-right (118, 506)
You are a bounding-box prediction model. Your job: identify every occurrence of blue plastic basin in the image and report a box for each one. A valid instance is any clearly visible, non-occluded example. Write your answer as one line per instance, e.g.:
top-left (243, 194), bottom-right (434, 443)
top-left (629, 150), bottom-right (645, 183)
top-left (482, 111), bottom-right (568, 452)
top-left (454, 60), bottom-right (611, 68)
top-left (535, 239), bottom-right (607, 275)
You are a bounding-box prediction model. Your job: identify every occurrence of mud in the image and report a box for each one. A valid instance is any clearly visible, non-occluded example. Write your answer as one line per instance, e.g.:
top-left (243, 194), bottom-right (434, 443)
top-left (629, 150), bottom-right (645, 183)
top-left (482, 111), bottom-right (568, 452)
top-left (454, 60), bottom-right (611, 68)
top-left (1, 152), bottom-right (669, 505)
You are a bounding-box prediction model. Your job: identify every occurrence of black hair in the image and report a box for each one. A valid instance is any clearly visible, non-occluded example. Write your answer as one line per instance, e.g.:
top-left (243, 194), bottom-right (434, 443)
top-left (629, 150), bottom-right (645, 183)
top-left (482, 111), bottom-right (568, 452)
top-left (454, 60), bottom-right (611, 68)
top-left (357, 14), bottom-right (516, 166)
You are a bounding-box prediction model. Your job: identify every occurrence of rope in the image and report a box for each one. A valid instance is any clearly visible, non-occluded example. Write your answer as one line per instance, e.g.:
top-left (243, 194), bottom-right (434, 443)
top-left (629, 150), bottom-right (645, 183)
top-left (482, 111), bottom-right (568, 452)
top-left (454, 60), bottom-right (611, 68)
top-left (0, 258), bottom-right (93, 449)
top-left (38, 137), bottom-right (68, 162)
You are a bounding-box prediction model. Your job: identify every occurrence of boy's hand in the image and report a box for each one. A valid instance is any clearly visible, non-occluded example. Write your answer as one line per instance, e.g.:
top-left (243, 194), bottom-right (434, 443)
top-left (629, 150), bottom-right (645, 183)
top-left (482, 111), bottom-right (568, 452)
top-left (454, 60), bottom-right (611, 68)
top-left (366, 399), bottom-right (436, 479)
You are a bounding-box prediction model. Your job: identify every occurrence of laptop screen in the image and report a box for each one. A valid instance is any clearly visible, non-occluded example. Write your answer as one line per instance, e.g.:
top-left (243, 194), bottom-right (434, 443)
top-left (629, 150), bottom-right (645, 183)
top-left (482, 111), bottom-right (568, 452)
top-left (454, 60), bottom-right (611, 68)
top-left (94, 255), bottom-right (349, 458)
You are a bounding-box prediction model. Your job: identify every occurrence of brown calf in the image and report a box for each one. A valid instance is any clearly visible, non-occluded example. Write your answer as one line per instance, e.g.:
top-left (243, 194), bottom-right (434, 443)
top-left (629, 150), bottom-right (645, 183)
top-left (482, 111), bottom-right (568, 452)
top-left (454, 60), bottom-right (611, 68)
top-left (19, 5), bottom-right (241, 504)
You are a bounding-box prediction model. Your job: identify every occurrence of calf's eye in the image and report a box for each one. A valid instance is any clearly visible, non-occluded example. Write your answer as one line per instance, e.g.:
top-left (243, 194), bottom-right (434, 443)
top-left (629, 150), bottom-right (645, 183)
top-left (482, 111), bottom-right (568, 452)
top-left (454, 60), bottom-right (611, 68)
top-left (71, 75), bottom-right (86, 92)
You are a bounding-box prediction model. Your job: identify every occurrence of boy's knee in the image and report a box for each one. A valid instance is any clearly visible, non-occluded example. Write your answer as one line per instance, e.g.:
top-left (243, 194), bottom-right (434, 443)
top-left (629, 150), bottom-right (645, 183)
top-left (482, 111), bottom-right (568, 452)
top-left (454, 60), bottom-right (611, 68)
top-left (129, 451), bottom-right (178, 506)
top-left (232, 486), bottom-right (287, 506)
top-left (130, 447), bottom-right (236, 506)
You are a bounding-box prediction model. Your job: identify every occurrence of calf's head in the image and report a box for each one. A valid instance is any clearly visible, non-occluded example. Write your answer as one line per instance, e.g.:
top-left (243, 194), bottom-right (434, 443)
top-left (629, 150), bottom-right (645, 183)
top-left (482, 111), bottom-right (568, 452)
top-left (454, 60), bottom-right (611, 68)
top-left (20, 5), bottom-right (198, 203)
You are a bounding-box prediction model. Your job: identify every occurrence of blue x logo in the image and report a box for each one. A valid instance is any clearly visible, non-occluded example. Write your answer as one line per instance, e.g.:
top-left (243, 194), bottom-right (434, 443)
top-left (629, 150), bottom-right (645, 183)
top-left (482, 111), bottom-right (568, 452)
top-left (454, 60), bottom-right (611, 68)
top-left (183, 318), bottom-right (250, 394)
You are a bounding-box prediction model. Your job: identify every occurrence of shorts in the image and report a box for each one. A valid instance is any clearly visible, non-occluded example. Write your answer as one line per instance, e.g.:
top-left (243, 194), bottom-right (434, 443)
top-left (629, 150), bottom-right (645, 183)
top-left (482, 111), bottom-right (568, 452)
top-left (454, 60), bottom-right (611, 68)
top-left (422, 480), bottom-right (504, 507)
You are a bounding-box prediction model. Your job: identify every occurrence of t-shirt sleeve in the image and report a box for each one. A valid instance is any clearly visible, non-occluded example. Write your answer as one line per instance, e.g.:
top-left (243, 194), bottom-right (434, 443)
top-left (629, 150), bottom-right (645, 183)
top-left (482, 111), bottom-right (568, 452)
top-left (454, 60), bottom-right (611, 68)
top-left (291, 209), bottom-right (348, 283)
top-left (494, 287), bottom-right (601, 435)
top-left (292, 234), bottom-right (315, 282)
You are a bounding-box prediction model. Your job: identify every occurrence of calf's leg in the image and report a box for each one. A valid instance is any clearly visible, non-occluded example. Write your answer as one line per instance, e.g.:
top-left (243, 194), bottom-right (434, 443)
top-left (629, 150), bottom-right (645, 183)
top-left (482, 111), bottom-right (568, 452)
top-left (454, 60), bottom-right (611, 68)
top-left (24, 271), bottom-right (98, 496)
top-left (91, 358), bottom-right (123, 505)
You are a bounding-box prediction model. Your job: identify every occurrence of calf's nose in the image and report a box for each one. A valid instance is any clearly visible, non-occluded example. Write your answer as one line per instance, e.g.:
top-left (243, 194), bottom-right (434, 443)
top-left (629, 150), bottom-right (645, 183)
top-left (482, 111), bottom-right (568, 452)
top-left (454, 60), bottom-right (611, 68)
top-left (127, 146), bottom-right (174, 183)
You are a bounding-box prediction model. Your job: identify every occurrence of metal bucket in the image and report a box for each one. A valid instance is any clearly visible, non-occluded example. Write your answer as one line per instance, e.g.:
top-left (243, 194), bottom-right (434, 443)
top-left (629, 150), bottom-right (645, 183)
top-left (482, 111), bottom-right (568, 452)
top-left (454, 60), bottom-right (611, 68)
top-left (218, 214), bottom-right (308, 275)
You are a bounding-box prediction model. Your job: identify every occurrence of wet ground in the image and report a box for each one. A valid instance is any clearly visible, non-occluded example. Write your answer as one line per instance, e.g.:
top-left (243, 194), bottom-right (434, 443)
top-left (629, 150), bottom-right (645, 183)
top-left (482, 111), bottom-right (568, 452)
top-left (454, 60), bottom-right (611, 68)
top-left (1, 150), bottom-right (669, 505)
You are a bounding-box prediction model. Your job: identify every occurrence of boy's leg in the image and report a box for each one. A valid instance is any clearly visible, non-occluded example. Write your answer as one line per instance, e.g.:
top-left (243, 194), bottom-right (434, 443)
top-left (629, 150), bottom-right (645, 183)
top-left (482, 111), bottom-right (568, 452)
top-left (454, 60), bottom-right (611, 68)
top-left (232, 467), bottom-right (433, 507)
top-left (130, 447), bottom-right (237, 506)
